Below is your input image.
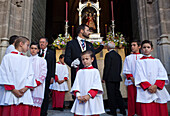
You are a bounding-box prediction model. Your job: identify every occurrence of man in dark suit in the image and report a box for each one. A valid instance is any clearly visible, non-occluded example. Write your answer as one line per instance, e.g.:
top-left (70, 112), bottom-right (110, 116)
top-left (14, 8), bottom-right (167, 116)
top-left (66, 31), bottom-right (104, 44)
top-left (64, 24), bottom-right (103, 86)
top-left (39, 37), bottom-right (56, 116)
top-left (102, 42), bottom-right (126, 116)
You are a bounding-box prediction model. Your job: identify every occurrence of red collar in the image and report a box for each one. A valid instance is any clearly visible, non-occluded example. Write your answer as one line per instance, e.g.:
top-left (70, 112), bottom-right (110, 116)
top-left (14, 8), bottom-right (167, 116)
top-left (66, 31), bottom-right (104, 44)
top-left (140, 56), bottom-right (155, 59)
top-left (11, 51), bottom-right (24, 56)
top-left (82, 66), bottom-right (94, 69)
top-left (133, 53), bottom-right (140, 54)
top-left (57, 62), bottom-right (64, 65)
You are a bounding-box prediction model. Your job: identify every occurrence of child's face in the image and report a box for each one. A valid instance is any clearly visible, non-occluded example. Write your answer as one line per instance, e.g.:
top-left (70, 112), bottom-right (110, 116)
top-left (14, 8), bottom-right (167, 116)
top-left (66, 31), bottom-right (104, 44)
top-left (60, 57), bottom-right (65, 64)
top-left (21, 41), bottom-right (30, 53)
top-left (30, 45), bottom-right (39, 56)
top-left (81, 54), bottom-right (94, 67)
top-left (131, 42), bottom-right (140, 53)
top-left (141, 43), bottom-right (153, 55)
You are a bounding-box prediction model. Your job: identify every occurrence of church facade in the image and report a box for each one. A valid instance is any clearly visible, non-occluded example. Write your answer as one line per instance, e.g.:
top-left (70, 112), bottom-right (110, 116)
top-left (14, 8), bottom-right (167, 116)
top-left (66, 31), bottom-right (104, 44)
top-left (0, 0), bottom-right (170, 104)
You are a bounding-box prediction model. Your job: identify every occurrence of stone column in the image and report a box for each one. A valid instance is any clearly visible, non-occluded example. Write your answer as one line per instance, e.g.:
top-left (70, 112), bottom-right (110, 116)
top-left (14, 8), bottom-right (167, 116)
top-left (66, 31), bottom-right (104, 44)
top-left (0, 38), bottom-right (9, 63)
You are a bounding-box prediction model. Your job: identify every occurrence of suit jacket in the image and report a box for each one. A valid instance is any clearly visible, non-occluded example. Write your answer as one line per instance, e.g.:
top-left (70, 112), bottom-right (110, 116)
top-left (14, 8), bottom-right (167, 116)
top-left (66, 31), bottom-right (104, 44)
top-left (103, 50), bottom-right (122, 82)
top-left (39, 48), bottom-right (56, 84)
top-left (64, 38), bottom-right (103, 84)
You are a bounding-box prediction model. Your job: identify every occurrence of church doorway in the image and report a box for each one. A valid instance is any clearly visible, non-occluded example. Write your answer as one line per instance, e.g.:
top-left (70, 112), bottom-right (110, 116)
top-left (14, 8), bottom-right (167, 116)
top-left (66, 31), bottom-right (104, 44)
top-left (45, 0), bottom-right (138, 54)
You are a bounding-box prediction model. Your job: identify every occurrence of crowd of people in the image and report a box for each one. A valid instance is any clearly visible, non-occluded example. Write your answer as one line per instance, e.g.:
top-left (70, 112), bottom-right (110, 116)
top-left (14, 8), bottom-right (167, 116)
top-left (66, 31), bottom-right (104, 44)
top-left (0, 24), bottom-right (169, 116)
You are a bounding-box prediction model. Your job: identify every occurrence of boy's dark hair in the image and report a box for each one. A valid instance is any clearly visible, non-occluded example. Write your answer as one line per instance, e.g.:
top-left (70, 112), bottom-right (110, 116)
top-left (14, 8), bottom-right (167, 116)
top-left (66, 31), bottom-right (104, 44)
top-left (9, 35), bottom-right (18, 45)
top-left (30, 42), bottom-right (40, 49)
top-left (76, 24), bottom-right (89, 35)
top-left (141, 40), bottom-right (153, 48)
top-left (131, 39), bottom-right (141, 46)
top-left (39, 37), bottom-right (48, 42)
top-left (81, 50), bottom-right (94, 58)
top-left (59, 54), bottom-right (65, 59)
top-left (14, 36), bottom-right (29, 48)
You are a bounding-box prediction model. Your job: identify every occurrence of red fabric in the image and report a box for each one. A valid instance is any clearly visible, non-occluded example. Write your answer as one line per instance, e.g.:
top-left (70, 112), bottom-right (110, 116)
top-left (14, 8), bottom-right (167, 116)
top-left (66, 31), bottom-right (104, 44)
top-left (0, 106), bottom-right (2, 116)
top-left (52, 90), bottom-right (65, 108)
top-left (127, 85), bottom-right (141, 116)
top-left (11, 52), bottom-right (24, 56)
top-left (55, 75), bottom-right (58, 82)
top-left (73, 90), bottom-right (79, 97)
top-left (88, 89), bottom-right (98, 98)
top-left (133, 53), bottom-right (140, 54)
top-left (140, 81), bottom-right (151, 90)
top-left (126, 74), bottom-right (133, 80)
top-left (154, 80), bottom-right (165, 90)
top-left (30, 106), bottom-right (41, 116)
top-left (140, 56), bottom-right (155, 59)
top-left (82, 66), bottom-right (94, 69)
top-left (64, 77), bottom-right (68, 81)
top-left (140, 102), bottom-right (168, 116)
top-left (35, 80), bottom-right (42, 86)
top-left (74, 114), bottom-right (99, 116)
top-left (1, 104), bottom-right (31, 116)
top-left (4, 85), bottom-right (15, 90)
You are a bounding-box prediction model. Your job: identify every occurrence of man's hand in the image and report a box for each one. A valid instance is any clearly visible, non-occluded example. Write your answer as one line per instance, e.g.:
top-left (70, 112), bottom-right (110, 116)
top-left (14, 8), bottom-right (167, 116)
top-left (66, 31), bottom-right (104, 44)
top-left (130, 77), bottom-right (135, 83)
top-left (19, 87), bottom-right (28, 94)
top-left (71, 58), bottom-right (80, 68)
top-left (12, 89), bottom-right (23, 98)
top-left (82, 94), bottom-right (90, 103)
top-left (77, 96), bottom-right (83, 104)
top-left (148, 85), bottom-right (157, 93)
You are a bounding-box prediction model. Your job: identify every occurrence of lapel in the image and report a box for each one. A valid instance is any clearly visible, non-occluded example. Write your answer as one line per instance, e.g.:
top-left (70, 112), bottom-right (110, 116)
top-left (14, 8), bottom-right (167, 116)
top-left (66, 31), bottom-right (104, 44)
top-left (86, 41), bottom-right (92, 50)
top-left (72, 38), bottom-right (82, 53)
top-left (45, 48), bottom-right (50, 60)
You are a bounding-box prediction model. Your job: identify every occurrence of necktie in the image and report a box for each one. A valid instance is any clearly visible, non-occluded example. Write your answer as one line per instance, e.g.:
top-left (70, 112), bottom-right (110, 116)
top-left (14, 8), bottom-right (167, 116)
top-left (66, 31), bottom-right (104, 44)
top-left (41, 50), bottom-right (44, 57)
top-left (81, 40), bottom-right (85, 50)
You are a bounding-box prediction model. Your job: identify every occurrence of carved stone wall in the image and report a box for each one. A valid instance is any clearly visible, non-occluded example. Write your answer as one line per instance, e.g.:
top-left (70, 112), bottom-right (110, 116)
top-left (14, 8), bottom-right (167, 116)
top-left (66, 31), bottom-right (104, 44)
top-left (0, 0), bottom-right (33, 63)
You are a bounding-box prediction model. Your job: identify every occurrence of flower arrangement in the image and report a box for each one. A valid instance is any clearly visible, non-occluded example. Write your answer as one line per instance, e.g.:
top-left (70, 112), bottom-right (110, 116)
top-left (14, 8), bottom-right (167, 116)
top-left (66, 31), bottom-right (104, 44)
top-left (91, 41), bottom-right (101, 48)
top-left (106, 32), bottom-right (128, 48)
top-left (51, 34), bottom-right (72, 49)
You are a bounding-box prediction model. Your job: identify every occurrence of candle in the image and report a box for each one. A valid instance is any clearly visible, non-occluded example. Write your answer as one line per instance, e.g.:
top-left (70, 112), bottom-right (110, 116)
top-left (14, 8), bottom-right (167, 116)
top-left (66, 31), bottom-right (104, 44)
top-left (72, 25), bottom-right (74, 39)
top-left (111, 1), bottom-right (114, 21)
top-left (105, 24), bottom-right (107, 35)
top-left (66, 2), bottom-right (68, 22)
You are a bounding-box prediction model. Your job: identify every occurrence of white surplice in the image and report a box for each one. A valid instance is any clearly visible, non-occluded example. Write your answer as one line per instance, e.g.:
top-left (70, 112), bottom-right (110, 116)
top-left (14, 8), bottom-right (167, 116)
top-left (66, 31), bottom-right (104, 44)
top-left (123, 54), bottom-right (143, 86)
top-left (0, 50), bottom-right (36, 106)
top-left (30, 54), bottom-right (47, 107)
top-left (49, 62), bottom-right (69, 91)
top-left (134, 58), bottom-right (170, 103)
top-left (70, 68), bottom-right (105, 115)
top-left (5, 45), bottom-right (15, 55)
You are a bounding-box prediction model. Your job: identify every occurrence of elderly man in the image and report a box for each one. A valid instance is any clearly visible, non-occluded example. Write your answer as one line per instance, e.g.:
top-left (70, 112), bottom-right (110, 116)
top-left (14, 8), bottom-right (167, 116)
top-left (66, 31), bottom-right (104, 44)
top-left (102, 42), bottom-right (126, 116)
top-left (39, 37), bottom-right (56, 116)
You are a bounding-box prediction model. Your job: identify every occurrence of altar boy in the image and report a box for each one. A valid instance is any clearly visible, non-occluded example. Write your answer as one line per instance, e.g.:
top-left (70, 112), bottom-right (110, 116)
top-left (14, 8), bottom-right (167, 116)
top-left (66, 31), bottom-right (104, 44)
top-left (70, 50), bottom-right (105, 116)
top-left (134, 40), bottom-right (170, 116)
top-left (29, 42), bottom-right (47, 116)
top-left (0, 36), bottom-right (36, 116)
top-left (123, 40), bottom-right (142, 116)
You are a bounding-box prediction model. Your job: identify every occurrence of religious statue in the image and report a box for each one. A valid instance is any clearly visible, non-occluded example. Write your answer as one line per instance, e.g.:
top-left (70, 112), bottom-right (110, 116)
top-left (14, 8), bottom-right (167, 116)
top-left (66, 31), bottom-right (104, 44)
top-left (86, 12), bottom-right (96, 30)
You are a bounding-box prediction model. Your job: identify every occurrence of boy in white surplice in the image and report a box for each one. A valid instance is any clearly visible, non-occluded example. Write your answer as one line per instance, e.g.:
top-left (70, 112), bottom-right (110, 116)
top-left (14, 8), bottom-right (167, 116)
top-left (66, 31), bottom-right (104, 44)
top-left (134, 40), bottom-right (170, 116)
top-left (29, 42), bottom-right (47, 116)
top-left (0, 36), bottom-right (36, 116)
top-left (70, 50), bottom-right (105, 116)
top-left (50, 54), bottom-right (69, 111)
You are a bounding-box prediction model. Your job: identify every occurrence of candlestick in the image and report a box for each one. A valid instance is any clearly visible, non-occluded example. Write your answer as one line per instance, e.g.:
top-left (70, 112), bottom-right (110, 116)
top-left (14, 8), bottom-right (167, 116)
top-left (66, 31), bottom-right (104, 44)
top-left (111, 1), bottom-right (114, 21)
top-left (105, 24), bottom-right (107, 35)
top-left (66, 2), bottom-right (68, 22)
top-left (72, 25), bottom-right (74, 39)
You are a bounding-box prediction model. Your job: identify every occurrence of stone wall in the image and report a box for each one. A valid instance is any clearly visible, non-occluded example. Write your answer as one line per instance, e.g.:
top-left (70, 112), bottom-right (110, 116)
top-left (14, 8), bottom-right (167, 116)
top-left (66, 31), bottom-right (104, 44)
top-left (0, 0), bottom-right (33, 63)
top-left (31, 0), bottom-right (46, 42)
